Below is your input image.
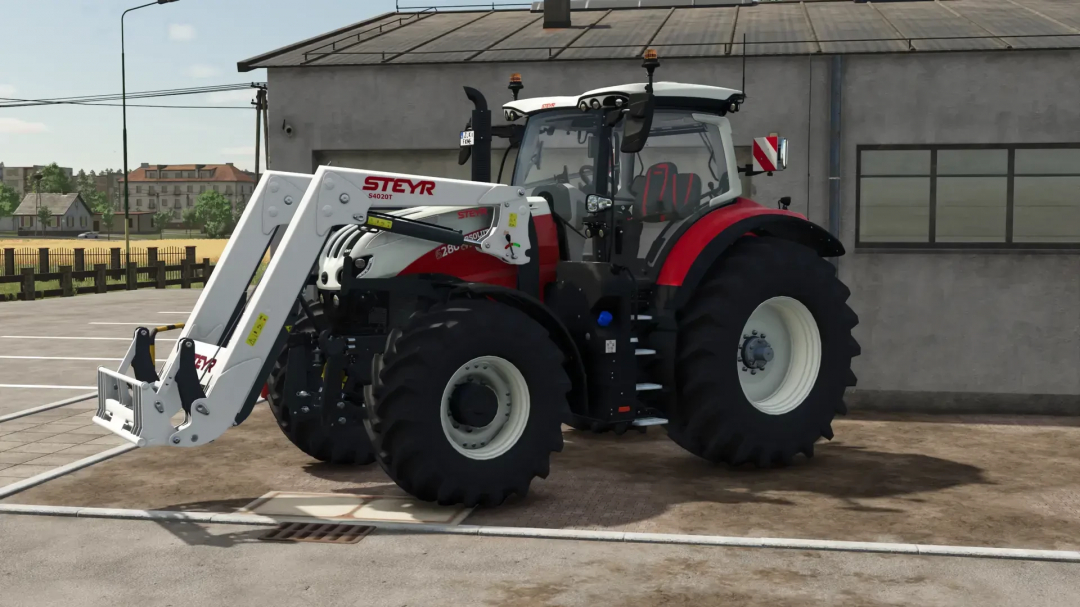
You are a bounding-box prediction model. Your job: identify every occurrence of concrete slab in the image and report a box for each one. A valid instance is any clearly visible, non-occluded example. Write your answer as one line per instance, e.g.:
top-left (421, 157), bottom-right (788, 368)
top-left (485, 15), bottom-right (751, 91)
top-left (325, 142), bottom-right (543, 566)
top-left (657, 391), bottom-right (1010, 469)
top-left (6, 405), bottom-right (1080, 552)
top-left (240, 491), bottom-right (473, 525)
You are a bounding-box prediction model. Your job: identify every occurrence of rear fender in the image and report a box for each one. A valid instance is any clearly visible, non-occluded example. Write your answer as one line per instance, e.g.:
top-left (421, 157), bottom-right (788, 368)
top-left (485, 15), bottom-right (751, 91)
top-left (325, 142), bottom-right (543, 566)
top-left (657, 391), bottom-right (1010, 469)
top-left (655, 198), bottom-right (844, 311)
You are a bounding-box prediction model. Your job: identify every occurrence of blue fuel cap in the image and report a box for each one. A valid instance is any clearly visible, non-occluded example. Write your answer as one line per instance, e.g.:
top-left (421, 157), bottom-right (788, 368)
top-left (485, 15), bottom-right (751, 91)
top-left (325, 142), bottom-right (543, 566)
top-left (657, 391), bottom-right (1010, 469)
top-left (597, 311), bottom-right (613, 327)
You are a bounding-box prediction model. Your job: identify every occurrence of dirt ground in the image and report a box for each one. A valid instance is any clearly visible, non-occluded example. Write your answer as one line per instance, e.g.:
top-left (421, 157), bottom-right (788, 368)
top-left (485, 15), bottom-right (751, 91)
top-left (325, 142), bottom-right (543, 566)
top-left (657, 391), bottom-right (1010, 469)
top-left (5, 406), bottom-right (1080, 551)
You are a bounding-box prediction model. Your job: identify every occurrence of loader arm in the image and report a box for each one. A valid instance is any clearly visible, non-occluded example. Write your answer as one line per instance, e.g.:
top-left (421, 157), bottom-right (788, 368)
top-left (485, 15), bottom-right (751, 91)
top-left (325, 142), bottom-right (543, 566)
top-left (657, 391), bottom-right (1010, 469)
top-left (94, 166), bottom-right (537, 448)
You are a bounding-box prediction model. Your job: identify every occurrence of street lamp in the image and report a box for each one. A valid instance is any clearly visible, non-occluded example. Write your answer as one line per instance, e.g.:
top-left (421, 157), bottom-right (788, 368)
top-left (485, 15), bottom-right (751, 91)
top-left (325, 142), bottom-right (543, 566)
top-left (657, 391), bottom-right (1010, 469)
top-left (122, 0), bottom-right (180, 265)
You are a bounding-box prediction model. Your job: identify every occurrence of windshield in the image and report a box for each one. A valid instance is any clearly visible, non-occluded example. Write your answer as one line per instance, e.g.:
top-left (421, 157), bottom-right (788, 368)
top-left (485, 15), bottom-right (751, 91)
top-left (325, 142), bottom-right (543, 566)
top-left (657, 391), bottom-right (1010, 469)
top-left (512, 110), bottom-right (601, 192)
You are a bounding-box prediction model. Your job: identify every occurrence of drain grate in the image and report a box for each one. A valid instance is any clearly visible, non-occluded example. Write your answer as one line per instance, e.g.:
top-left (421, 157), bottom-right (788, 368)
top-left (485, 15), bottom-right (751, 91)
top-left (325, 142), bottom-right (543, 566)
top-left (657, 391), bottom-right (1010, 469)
top-left (259, 522), bottom-right (375, 544)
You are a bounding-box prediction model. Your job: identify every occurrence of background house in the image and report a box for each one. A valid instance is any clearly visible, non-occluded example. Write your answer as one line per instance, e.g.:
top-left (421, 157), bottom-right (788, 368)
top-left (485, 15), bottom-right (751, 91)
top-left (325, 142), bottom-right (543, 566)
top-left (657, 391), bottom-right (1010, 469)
top-left (13, 193), bottom-right (95, 236)
top-left (240, 0), bottom-right (1080, 412)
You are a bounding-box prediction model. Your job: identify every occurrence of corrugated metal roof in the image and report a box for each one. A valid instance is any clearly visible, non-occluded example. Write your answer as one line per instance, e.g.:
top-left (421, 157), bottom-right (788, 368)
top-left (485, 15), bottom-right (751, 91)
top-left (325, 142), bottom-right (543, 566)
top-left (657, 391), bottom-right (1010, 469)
top-left (238, 0), bottom-right (1080, 71)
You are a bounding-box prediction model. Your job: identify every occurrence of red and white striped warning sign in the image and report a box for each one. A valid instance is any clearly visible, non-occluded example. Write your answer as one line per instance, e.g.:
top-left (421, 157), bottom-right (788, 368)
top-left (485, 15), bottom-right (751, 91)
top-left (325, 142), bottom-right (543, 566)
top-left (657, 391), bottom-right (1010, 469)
top-left (752, 136), bottom-right (780, 173)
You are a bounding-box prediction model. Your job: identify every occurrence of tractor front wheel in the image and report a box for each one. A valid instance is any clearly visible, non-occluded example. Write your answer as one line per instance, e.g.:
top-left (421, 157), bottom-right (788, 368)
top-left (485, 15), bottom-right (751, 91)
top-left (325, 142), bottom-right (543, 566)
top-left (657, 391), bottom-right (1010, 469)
top-left (266, 301), bottom-right (376, 465)
top-left (667, 236), bottom-right (860, 467)
top-left (364, 298), bottom-right (570, 507)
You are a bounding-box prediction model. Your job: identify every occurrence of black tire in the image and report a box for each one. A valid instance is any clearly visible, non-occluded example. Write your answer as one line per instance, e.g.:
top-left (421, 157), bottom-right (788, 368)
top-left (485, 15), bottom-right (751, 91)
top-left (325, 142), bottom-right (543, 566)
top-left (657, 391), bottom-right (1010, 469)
top-left (364, 298), bottom-right (570, 507)
top-left (667, 236), bottom-right (859, 467)
top-left (266, 302), bottom-right (376, 465)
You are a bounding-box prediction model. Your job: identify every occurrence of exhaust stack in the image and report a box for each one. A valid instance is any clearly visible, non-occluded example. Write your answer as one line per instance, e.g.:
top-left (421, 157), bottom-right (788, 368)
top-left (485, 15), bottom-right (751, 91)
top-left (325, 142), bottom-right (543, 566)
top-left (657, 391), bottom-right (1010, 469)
top-left (543, 0), bottom-right (571, 29)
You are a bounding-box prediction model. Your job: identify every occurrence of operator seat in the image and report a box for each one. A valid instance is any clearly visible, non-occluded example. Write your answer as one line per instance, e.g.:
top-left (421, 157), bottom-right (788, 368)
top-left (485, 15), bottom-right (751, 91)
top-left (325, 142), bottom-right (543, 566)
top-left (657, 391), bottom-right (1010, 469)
top-left (630, 163), bottom-right (703, 223)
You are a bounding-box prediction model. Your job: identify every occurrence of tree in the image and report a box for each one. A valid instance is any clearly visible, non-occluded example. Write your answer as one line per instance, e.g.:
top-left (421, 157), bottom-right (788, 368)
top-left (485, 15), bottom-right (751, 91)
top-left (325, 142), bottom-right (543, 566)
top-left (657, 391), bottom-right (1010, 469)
top-left (0, 182), bottom-right (18, 229)
top-left (74, 169), bottom-right (97, 200)
top-left (37, 163), bottom-right (72, 194)
top-left (182, 207), bottom-right (199, 236)
top-left (95, 200), bottom-right (115, 241)
top-left (194, 190), bottom-right (233, 238)
top-left (37, 205), bottom-right (53, 236)
top-left (153, 209), bottom-right (173, 239)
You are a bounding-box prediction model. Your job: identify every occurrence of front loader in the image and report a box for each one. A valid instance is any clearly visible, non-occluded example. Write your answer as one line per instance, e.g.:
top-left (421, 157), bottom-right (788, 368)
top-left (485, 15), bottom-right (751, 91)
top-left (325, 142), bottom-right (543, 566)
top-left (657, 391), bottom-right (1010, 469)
top-left (94, 50), bottom-right (859, 507)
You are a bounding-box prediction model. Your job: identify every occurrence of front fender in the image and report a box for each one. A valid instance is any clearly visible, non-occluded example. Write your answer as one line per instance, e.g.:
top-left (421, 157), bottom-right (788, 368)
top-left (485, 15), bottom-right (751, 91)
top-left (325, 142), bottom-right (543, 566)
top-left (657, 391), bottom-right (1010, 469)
top-left (655, 198), bottom-right (844, 311)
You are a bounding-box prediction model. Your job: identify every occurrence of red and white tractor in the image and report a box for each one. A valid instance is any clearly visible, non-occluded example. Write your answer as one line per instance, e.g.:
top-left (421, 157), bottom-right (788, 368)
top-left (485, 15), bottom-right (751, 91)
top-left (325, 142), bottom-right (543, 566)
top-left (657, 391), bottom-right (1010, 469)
top-left (94, 51), bottom-right (859, 507)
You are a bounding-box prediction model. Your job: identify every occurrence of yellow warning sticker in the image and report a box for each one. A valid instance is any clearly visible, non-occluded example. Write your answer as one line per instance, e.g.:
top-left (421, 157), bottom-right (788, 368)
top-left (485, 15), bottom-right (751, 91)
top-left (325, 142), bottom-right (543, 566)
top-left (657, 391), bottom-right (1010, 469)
top-left (367, 216), bottom-right (393, 230)
top-left (509, 213), bottom-right (518, 228)
top-left (246, 313), bottom-right (269, 347)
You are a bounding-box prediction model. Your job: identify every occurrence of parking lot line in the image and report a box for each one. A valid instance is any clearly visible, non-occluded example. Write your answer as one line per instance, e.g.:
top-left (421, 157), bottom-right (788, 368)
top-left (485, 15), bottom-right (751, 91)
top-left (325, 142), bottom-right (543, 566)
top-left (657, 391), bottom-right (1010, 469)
top-left (157, 312), bottom-right (191, 314)
top-left (0, 336), bottom-right (178, 342)
top-left (88, 322), bottom-right (171, 326)
top-left (0, 385), bottom-right (97, 390)
top-left (0, 356), bottom-right (166, 362)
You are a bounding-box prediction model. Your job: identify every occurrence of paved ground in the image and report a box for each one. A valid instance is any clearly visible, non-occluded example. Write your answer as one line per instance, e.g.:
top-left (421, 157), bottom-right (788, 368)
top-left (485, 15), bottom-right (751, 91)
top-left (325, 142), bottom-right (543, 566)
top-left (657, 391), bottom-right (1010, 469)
top-left (2, 288), bottom-right (1079, 605)
top-left (2, 514), bottom-right (1078, 607)
top-left (7, 402), bottom-right (1080, 551)
top-left (0, 289), bottom-right (201, 414)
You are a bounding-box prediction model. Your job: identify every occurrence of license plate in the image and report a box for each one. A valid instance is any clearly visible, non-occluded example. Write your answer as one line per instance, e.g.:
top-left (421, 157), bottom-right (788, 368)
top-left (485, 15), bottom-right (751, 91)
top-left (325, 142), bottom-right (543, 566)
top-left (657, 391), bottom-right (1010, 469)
top-left (460, 130), bottom-right (475, 147)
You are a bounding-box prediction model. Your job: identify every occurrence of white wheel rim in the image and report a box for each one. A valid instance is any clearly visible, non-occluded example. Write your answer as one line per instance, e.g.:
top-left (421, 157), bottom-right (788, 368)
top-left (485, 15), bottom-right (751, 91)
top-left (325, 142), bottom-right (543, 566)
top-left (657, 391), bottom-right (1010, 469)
top-left (737, 296), bottom-right (821, 415)
top-left (440, 356), bottom-right (531, 460)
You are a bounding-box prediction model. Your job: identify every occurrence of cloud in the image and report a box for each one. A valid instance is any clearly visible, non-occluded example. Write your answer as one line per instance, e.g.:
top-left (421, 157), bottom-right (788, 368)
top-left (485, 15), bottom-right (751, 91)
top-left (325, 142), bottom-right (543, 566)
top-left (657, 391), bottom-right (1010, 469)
top-left (220, 146), bottom-right (255, 156)
top-left (168, 23), bottom-right (196, 41)
top-left (187, 64), bottom-right (221, 79)
top-left (0, 84), bottom-right (15, 97)
top-left (0, 118), bottom-right (48, 134)
top-left (207, 90), bottom-right (256, 104)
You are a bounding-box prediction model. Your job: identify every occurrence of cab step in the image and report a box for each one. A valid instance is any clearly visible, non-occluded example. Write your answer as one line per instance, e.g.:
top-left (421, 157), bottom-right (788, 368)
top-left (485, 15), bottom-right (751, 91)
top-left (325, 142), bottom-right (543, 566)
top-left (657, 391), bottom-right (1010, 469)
top-left (635, 382), bottom-right (662, 391)
top-left (635, 348), bottom-right (656, 356)
top-left (632, 416), bottom-right (668, 427)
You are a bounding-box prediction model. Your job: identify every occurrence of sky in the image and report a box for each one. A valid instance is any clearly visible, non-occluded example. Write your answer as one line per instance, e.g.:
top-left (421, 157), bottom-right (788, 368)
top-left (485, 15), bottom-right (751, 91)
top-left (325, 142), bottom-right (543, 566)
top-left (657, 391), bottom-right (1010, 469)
top-left (0, 0), bottom-right (409, 174)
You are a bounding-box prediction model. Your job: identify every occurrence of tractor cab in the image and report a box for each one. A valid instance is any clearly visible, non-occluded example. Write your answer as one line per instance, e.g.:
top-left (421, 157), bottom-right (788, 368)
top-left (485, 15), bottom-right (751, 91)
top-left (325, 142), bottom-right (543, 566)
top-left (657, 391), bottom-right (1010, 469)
top-left (461, 51), bottom-right (785, 278)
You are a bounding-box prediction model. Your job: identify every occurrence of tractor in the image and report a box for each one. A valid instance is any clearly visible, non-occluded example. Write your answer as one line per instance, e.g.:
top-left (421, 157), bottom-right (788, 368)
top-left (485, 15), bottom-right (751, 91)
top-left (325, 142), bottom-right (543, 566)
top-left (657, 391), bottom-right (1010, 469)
top-left (94, 50), bottom-right (859, 508)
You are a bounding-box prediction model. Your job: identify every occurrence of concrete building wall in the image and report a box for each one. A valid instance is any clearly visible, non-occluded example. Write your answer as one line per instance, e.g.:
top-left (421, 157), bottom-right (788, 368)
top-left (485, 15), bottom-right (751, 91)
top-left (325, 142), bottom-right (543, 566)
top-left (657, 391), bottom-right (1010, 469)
top-left (838, 50), bottom-right (1080, 407)
top-left (265, 50), bottom-right (1080, 410)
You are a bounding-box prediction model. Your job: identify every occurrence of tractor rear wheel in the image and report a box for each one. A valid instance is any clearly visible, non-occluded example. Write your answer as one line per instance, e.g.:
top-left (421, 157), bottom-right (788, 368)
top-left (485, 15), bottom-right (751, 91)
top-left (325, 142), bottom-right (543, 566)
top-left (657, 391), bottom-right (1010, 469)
top-left (266, 301), bottom-right (376, 465)
top-left (667, 236), bottom-right (859, 467)
top-left (364, 298), bottom-right (570, 507)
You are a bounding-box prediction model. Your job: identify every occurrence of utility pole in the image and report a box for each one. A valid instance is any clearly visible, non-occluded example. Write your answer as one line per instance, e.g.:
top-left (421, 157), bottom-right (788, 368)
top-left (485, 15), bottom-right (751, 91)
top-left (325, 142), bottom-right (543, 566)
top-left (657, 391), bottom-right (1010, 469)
top-left (252, 86), bottom-right (268, 182)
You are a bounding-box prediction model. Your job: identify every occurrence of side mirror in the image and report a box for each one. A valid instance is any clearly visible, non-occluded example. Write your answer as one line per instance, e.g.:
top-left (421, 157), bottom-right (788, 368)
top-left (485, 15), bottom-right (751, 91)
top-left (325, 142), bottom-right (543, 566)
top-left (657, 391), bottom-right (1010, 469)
top-left (752, 136), bottom-right (788, 173)
top-left (620, 92), bottom-right (654, 154)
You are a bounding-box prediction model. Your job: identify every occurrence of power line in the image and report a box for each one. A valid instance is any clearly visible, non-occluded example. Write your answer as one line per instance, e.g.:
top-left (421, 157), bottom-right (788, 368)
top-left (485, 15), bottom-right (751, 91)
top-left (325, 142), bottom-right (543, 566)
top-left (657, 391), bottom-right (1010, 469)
top-left (0, 98), bottom-right (252, 110)
top-left (0, 83), bottom-right (265, 108)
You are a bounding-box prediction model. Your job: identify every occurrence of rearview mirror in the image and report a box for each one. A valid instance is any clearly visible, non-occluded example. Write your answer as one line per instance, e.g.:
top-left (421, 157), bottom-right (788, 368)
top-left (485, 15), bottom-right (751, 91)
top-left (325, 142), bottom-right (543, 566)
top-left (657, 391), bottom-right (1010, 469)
top-left (620, 92), bottom-right (654, 154)
top-left (752, 136), bottom-right (788, 173)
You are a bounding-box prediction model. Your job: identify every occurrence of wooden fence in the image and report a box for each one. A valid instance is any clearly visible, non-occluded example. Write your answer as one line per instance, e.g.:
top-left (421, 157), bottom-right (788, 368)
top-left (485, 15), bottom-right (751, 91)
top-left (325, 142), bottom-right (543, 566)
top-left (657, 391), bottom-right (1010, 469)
top-left (0, 246), bottom-right (213, 302)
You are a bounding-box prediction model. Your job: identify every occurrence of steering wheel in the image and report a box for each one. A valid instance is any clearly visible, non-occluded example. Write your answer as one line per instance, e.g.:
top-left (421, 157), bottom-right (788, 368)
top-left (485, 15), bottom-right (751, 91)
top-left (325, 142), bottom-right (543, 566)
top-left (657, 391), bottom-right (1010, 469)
top-left (579, 165), bottom-right (594, 187)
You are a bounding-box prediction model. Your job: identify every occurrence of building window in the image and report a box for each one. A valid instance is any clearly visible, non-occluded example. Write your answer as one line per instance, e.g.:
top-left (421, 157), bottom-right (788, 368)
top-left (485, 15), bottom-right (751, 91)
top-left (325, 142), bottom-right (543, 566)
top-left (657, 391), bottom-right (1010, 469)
top-left (187, 185), bottom-right (193, 193)
top-left (136, 198), bottom-right (142, 207)
top-left (200, 185), bottom-right (206, 193)
top-left (147, 171), bottom-right (157, 178)
top-left (187, 199), bottom-right (194, 207)
top-left (175, 199), bottom-right (181, 208)
top-left (214, 185), bottom-right (220, 192)
top-left (857, 144), bottom-right (1080, 248)
top-left (149, 201), bottom-right (156, 209)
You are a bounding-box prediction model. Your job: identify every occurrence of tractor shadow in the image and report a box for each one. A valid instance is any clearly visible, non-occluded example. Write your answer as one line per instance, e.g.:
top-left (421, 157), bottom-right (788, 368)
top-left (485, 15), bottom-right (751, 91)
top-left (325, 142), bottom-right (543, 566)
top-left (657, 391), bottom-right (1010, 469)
top-left (465, 429), bottom-right (993, 531)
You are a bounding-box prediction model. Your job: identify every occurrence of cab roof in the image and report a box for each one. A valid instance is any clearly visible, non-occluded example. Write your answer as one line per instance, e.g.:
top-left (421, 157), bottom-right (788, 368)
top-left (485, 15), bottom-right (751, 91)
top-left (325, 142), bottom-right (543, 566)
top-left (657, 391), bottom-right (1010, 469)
top-left (503, 82), bottom-right (743, 117)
